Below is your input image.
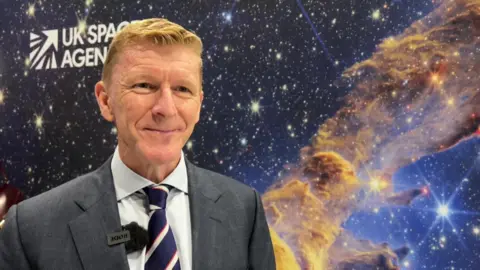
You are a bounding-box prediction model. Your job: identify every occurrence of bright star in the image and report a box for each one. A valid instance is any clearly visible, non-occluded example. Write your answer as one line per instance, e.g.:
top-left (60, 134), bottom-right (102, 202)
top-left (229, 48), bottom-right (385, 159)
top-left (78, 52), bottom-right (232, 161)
top-left (27, 3), bottom-right (35, 18)
top-left (0, 90), bottom-right (4, 105)
top-left (437, 204), bottom-right (449, 217)
top-left (240, 138), bottom-right (247, 146)
top-left (250, 100), bottom-right (261, 115)
top-left (34, 115), bottom-right (43, 129)
top-left (186, 140), bottom-right (193, 150)
top-left (372, 9), bottom-right (381, 20)
top-left (370, 179), bottom-right (380, 191)
top-left (473, 227), bottom-right (479, 235)
top-left (412, 168), bottom-right (480, 250)
top-left (24, 57), bottom-right (31, 68)
top-left (77, 17), bottom-right (88, 36)
top-left (223, 12), bottom-right (232, 22)
top-left (447, 98), bottom-right (454, 106)
top-left (369, 178), bottom-right (388, 192)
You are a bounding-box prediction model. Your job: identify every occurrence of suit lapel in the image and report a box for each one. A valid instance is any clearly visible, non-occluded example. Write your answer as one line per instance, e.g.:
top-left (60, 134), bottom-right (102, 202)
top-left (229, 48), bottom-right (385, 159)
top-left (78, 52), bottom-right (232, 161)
top-left (68, 157), bottom-right (129, 270)
top-left (186, 160), bottom-right (228, 270)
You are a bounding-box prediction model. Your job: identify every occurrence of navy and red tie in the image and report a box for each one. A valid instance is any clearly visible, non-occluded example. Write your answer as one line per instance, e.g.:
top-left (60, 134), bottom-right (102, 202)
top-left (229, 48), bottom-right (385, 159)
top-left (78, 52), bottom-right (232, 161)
top-left (143, 185), bottom-right (181, 270)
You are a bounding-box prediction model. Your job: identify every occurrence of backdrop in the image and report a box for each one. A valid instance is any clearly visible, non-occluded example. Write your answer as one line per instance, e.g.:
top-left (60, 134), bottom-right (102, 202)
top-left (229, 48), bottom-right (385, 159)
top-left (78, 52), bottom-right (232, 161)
top-left (1, 0), bottom-right (480, 269)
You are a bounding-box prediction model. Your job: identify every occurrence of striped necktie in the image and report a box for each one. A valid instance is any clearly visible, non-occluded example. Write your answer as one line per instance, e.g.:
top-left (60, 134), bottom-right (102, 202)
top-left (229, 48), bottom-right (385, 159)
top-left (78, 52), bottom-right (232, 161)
top-left (143, 185), bottom-right (181, 270)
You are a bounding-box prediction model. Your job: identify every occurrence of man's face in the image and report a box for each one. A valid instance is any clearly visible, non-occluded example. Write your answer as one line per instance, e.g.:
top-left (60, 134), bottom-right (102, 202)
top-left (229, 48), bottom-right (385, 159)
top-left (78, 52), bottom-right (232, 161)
top-left (96, 42), bottom-right (203, 165)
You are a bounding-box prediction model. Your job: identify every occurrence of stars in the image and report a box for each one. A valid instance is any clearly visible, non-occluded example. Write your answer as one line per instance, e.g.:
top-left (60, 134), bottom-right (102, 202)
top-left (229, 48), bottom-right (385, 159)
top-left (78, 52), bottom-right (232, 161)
top-left (439, 235), bottom-right (447, 248)
top-left (0, 89), bottom-right (5, 105)
top-left (473, 226), bottom-right (480, 235)
top-left (26, 3), bottom-right (36, 18)
top-left (275, 52), bottom-right (282, 60)
top-left (437, 204), bottom-right (450, 218)
top-left (429, 72), bottom-right (444, 87)
top-left (24, 57), bottom-right (31, 68)
top-left (110, 127), bottom-right (117, 135)
top-left (371, 9), bottom-right (381, 20)
top-left (369, 178), bottom-right (388, 192)
top-left (186, 140), bottom-right (193, 150)
top-left (240, 137), bottom-right (247, 146)
top-left (222, 12), bottom-right (232, 22)
top-left (85, 0), bottom-right (93, 7)
top-left (77, 17), bottom-right (88, 36)
top-left (369, 179), bottom-right (380, 191)
top-left (34, 114), bottom-right (43, 130)
top-left (212, 148), bottom-right (219, 154)
top-left (447, 98), bottom-right (454, 106)
top-left (223, 45), bottom-right (230, 52)
top-left (250, 100), bottom-right (261, 115)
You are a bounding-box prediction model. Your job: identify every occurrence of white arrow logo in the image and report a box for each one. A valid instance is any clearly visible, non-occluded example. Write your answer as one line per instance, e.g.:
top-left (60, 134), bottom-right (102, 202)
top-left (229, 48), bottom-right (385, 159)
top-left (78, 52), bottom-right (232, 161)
top-left (29, 30), bottom-right (59, 70)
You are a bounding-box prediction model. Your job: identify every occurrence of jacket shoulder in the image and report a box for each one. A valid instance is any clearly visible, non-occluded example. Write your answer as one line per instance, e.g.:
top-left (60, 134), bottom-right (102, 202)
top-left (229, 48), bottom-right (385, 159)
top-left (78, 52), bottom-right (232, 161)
top-left (13, 168), bottom-right (106, 233)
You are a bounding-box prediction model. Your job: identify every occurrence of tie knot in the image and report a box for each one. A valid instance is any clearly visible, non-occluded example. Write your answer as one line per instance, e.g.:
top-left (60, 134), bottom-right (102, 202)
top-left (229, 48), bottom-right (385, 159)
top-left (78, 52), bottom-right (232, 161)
top-left (144, 184), bottom-right (171, 209)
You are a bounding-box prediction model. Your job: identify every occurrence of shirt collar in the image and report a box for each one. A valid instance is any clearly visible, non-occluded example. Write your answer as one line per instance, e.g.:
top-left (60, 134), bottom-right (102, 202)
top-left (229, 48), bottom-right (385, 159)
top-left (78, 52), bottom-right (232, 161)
top-left (111, 146), bottom-right (189, 201)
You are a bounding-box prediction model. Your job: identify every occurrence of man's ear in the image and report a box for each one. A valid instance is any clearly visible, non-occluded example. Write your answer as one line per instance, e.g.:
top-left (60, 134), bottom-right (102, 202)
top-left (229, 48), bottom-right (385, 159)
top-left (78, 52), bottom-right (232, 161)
top-left (94, 81), bottom-right (115, 122)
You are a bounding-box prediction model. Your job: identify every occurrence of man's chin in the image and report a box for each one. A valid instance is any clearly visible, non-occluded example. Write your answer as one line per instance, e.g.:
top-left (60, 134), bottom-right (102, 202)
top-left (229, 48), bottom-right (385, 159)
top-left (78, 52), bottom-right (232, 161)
top-left (136, 143), bottom-right (181, 165)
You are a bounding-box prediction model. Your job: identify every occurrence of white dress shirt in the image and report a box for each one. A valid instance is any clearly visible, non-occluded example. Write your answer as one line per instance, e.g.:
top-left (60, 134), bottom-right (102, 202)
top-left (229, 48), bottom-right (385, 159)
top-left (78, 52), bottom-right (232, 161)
top-left (111, 147), bottom-right (192, 270)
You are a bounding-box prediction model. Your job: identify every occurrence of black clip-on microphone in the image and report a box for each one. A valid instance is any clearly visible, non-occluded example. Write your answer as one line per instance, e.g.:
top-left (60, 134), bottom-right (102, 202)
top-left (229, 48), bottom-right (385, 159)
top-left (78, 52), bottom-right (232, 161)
top-left (107, 222), bottom-right (149, 254)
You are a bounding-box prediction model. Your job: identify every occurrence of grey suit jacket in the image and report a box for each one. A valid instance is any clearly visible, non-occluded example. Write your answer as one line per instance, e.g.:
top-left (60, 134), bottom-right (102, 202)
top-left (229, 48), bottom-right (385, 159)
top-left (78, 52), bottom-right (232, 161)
top-left (0, 157), bottom-right (275, 270)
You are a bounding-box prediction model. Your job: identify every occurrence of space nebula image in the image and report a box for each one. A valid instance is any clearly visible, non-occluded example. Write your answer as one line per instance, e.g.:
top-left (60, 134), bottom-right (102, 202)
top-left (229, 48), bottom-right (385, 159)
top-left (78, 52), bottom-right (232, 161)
top-left (1, 0), bottom-right (480, 269)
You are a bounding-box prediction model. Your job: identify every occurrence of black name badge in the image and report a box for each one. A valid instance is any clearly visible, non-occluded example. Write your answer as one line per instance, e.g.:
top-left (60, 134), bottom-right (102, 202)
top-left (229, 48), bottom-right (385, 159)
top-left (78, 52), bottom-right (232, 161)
top-left (107, 230), bottom-right (131, 246)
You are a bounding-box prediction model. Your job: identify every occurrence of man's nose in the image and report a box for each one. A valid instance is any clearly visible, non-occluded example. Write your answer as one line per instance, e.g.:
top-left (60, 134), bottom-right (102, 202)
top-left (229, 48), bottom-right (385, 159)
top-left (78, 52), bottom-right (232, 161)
top-left (151, 87), bottom-right (178, 117)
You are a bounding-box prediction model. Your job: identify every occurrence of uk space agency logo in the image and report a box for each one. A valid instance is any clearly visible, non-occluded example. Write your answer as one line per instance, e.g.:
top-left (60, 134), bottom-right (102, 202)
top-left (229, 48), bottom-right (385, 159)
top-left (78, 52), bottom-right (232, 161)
top-left (28, 21), bottom-right (136, 70)
top-left (29, 30), bottom-right (59, 70)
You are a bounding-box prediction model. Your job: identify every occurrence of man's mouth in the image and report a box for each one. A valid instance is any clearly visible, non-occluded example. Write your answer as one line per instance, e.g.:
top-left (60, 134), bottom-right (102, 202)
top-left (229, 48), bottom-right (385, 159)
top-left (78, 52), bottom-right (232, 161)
top-left (144, 128), bottom-right (179, 134)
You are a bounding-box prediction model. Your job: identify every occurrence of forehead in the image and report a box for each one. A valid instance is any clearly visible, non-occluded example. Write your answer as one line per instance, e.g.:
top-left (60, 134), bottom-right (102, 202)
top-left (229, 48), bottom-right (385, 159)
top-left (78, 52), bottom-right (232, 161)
top-left (113, 42), bottom-right (202, 75)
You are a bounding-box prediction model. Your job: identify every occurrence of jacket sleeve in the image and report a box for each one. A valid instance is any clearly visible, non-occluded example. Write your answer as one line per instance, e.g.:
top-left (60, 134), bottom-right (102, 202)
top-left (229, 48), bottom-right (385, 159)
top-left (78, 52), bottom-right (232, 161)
top-left (0, 204), bottom-right (32, 269)
top-left (248, 189), bottom-right (276, 270)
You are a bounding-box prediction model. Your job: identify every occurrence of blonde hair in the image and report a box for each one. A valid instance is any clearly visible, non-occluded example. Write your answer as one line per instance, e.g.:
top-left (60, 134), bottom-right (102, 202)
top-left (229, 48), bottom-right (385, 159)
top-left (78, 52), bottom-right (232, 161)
top-left (102, 18), bottom-right (203, 83)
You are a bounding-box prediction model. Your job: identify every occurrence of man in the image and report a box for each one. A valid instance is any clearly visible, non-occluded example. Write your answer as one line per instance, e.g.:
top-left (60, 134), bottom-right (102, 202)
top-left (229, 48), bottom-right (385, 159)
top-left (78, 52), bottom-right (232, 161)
top-left (0, 18), bottom-right (276, 270)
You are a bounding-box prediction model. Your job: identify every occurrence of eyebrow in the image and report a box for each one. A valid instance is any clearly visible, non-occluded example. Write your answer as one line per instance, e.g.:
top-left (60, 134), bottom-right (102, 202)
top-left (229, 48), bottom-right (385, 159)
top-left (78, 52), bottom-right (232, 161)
top-left (122, 70), bottom-right (199, 88)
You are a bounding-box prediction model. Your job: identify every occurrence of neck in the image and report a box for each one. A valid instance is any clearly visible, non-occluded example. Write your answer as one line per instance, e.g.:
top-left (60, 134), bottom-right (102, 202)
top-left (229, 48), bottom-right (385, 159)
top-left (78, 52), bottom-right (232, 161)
top-left (117, 143), bottom-right (181, 184)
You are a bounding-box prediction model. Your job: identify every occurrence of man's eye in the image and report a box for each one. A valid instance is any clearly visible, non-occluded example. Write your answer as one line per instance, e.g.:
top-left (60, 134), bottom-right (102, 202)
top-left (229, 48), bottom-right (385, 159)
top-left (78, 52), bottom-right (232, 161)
top-left (175, 86), bottom-right (191, 93)
top-left (132, 83), bottom-right (156, 89)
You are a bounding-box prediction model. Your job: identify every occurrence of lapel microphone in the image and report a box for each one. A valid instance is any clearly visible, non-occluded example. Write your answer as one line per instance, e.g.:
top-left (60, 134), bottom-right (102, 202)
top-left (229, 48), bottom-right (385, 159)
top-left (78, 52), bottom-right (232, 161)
top-left (107, 222), bottom-right (149, 254)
